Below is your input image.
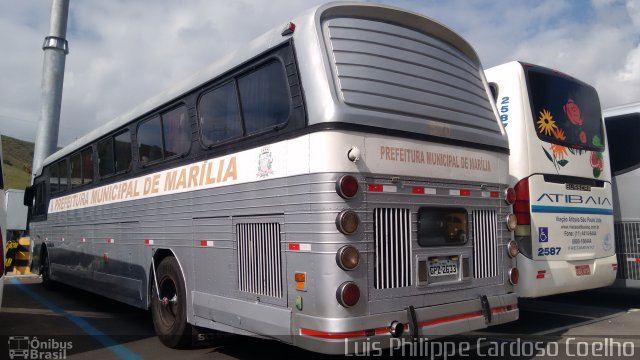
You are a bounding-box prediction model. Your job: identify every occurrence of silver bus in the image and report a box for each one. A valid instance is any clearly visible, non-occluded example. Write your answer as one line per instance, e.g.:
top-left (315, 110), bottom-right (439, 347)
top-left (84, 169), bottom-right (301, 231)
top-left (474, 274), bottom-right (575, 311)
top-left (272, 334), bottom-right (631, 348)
top-left (604, 102), bottom-right (640, 289)
top-left (26, 2), bottom-right (519, 354)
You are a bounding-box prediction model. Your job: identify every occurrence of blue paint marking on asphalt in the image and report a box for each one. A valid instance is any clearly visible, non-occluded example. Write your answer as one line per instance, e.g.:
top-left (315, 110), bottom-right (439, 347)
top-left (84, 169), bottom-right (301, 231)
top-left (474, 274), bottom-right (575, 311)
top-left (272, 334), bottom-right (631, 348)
top-left (10, 277), bottom-right (142, 360)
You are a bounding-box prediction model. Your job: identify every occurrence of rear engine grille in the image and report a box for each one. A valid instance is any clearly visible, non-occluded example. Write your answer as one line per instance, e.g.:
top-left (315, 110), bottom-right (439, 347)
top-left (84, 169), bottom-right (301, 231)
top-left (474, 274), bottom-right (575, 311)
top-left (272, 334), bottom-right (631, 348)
top-left (237, 223), bottom-right (283, 298)
top-left (374, 208), bottom-right (412, 289)
top-left (614, 222), bottom-right (640, 280)
top-left (472, 210), bottom-right (498, 278)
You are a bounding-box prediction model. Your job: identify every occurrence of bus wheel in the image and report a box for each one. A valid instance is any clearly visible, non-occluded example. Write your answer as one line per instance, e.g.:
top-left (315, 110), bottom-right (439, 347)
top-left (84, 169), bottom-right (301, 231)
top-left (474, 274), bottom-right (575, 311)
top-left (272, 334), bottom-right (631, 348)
top-left (151, 256), bottom-right (193, 348)
top-left (41, 249), bottom-right (56, 290)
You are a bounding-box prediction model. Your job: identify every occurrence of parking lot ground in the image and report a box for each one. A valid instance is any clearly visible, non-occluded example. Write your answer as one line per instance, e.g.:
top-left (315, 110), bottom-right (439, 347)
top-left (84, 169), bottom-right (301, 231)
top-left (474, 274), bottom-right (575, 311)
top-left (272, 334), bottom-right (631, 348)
top-left (1, 275), bottom-right (639, 359)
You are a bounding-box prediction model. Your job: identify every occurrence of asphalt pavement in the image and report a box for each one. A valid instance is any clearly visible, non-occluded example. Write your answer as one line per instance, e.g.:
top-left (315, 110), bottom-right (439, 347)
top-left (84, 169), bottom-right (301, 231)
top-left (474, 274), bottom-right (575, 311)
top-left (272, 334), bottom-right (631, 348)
top-left (1, 276), bottom-right (638, 359)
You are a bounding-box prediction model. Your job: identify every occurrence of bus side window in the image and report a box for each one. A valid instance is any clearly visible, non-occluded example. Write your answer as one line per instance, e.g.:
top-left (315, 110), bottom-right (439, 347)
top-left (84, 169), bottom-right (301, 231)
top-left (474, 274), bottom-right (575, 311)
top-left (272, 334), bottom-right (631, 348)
top-left (58, 159), bottom-right (68, 193)
top-left (138, 116), bottom-right (163, 164)
top-left (198, 82), bottom-right (242, 146)
top-left (98, 137), bottom-right (115, 177)
top-left (114, 130), bottom-right (132, 173)
top-left (47, 165), bottom-right (57, 194)
top-left (607, 115), bottom-right (640, 174)
top-left (35, 182), bottom-right (46, 216)
top-left (70, 152), bottom-right (82, 187)
top-left (50, 159), bottom-right (68, 194)
top-left (81, 147), bottom-right (93, 184)
top-left (162, 106), bottom-right (191, 158)
top-left (238, 60), bottom-right (290, 134)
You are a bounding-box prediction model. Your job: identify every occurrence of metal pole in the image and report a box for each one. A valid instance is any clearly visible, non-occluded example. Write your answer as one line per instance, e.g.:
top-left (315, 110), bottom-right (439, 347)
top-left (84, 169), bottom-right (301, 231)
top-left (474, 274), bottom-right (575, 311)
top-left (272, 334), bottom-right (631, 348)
top-left (32, 0), bottom-right (69, 181)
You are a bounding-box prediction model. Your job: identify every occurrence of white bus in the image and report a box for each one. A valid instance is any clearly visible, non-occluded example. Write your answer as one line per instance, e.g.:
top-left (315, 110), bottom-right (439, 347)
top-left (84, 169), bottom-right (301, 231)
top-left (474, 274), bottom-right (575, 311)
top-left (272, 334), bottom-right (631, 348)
top-left (604, 102), bottom-right (640, 289)
top-left (485, 62), bottom-right (617, 298)
top-left (26, 3), bottom-right (519, 353)
top-left (1, 134), bottom-right (6, 307)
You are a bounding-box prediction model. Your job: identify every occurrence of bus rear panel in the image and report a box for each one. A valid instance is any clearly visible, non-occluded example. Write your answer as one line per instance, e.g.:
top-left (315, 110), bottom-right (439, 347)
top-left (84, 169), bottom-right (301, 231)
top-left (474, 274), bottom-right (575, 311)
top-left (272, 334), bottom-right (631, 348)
top-left (486, 62), bottom-right (617, 298)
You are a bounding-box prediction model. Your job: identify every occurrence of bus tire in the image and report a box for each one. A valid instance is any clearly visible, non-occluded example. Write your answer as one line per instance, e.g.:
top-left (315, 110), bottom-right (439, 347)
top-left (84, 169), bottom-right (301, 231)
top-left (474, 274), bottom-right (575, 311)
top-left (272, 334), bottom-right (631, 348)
top-left (41, 248), bottom-right (56, 290)
top-left (151, 256), bottom-right (193, 348)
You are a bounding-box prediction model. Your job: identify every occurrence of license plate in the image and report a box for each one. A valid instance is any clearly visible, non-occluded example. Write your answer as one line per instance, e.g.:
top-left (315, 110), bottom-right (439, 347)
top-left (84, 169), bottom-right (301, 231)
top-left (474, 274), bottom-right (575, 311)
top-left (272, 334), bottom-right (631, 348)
top-left (428, 260), bottom-right (458, 277)
top-left (566, 183), bottom-right (591, 191)
top-left (575, 265), bottom-right (591, 276)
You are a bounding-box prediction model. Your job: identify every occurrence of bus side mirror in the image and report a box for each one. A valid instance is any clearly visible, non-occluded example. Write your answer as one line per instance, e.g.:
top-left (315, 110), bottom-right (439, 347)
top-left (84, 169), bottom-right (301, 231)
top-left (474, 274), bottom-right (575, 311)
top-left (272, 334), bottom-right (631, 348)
top-left (24, 186), bottom-right (34, 207)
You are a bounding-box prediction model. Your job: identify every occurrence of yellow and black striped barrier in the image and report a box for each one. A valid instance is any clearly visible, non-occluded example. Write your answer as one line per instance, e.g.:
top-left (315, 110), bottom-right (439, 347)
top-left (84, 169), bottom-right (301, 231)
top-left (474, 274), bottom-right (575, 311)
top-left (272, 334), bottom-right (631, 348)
top-left (4, 237), bottom-right (31, 275)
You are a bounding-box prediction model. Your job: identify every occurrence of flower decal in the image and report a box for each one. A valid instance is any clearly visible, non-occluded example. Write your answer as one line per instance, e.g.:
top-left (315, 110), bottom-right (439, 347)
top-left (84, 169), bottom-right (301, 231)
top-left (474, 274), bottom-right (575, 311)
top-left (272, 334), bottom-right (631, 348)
top-left (554, 128), bottom-right (566, 141)
top-left (563, 99), bottom-right (583, 125)
top-left (592, 135), bottom-right (603, 147)
top-left (550, 129), bottom-right (568, 160)
top-left (590, 151), bottom-right (604, 178)
top-left (537, 109), bottom-right (558, 136)
top-left (579, 131), bottom-right (587, 144)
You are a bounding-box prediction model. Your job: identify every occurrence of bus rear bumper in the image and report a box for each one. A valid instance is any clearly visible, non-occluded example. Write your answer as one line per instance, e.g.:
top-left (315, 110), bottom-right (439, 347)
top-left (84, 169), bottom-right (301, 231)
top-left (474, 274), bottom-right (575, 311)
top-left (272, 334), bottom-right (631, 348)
top-left (292, 293), bottom-right (518, 355)
top-left (515, 254), bottom-right (617, 298)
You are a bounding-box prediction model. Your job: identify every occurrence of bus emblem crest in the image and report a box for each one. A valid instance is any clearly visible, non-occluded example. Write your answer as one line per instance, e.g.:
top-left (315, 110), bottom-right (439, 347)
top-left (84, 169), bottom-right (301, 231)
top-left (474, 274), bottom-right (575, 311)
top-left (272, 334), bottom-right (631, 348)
top-left (256, 147), bottom-right (274, 178)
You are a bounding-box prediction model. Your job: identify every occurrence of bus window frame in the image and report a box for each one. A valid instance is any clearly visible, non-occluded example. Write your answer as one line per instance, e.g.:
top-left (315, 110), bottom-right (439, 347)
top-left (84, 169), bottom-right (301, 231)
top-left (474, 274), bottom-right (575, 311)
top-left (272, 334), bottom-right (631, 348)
top-left (50, 158), bottom-right (69, 195)
top-left (197, 79), bottom-right (244, 149)
top-left (136, 103), bottom-right (192, 169)
top-left (237, 58), bottom-right (292, 136)
top-left (196, 55), bottom-right (293, 151)
top-left (69, 146), bottom-right (93, 188)
top-left (98, 129), bottom-right (133, 180)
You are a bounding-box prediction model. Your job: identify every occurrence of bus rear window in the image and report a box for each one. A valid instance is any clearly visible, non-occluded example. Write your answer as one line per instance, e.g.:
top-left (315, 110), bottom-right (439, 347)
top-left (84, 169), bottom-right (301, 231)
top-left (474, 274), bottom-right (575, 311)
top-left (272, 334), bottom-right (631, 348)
top-left (417, 207), bottom-right (468, 247)
top-left (606, 113), bottom-right (640, 174)
top-left (527, 69), bottom-right (604, 151)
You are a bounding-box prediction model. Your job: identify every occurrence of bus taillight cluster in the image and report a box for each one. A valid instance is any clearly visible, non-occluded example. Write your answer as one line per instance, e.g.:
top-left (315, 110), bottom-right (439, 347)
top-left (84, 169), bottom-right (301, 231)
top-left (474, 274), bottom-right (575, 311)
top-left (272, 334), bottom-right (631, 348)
top-left (513, 179), bottom-right (531, 225)
top-left (335, 175), bottom-right (361, 307)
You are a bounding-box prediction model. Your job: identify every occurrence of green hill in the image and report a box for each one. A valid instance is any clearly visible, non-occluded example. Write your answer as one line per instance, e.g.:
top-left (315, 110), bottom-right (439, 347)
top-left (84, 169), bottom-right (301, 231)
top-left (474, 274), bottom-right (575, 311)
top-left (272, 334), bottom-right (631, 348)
top-left (1, 135), bottom-right (34, 190)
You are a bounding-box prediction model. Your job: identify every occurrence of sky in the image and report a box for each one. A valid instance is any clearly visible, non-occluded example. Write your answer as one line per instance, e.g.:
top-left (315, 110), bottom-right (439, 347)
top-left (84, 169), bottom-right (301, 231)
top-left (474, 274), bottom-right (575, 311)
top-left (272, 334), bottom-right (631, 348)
top-left (0, 0), bottom-right (638, 146)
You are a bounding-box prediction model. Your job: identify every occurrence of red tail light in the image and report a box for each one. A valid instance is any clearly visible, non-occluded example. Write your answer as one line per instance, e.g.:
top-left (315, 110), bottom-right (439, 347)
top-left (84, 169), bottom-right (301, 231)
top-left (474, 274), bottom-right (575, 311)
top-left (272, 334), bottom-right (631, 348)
top-left (509, 268), bottom-right (519, 285)
top-left (505, 188), bottom-right (516, 205)
top-left (336, 175), bottom-right (359, 199)
top-left (513, 178), bottom-right (530, 225)
top-left (336, 281), bottom-right (360, 307)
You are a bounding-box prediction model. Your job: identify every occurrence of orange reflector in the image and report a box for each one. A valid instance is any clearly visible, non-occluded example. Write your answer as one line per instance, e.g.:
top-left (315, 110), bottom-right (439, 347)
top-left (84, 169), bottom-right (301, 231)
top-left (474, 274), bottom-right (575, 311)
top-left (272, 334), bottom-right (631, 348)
top-left (295, 272), bottom-right (306, 282)
top-left (296, 282), bottom-right (306, 290)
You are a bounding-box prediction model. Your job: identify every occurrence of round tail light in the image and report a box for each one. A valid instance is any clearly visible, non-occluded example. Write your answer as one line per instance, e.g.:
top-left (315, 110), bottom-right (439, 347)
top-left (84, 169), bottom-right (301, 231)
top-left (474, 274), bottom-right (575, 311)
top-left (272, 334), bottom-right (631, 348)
top-left (506, 213), bottom-right (518, 231)
top-left (336, 175), bottom-right (359, 199)
top-left (336, 210), bottom-right (360, 235)
top-left (336, 281), bottom-right (360, 307)
top-left (336, 245), bottom-right (360, 271)
top-left (508, 268), bottom-right (519, 285)
top-left (507, 239), bottom-right (519, 258)
top-left (505, 187), bottom-right (516, 205)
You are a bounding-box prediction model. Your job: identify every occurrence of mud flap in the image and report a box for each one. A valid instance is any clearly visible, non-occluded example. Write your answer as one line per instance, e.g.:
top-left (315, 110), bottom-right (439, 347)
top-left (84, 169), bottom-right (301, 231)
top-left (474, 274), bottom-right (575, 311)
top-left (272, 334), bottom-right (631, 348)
top-left (479, 295), bottom-right (492, 324)
top-left (406, 305), bottom-right (418, 338)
